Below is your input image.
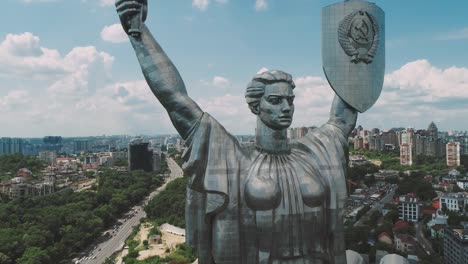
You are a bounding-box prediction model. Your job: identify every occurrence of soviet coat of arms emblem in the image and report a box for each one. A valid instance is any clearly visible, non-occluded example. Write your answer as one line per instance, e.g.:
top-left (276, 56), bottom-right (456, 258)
top-left (338, 10), bottom-right (379, 64)
top-left (322, 0), bottom-right (385, 113)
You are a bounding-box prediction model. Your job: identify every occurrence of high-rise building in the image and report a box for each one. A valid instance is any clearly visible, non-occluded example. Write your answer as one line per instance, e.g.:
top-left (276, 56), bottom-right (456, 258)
top-left (73, 140), bottom-right (89, 153)
top-left (400, 129), bottom-right (413, 166)
top-left (398, 194), bottom-right (420, 222)
top-left (427, 121), bottom-right (438, 139)
top-left (43, 136), bottom-right (63, 153)
top-left (411, 122), bottom-right (443, 158)
top-left (398, 128), bottom-right (413, 147)
top-left (0, 137), bottom-right (24, 155)
top-left (354, 137), bottom-right (363, 150)
top-left (447, 142), bottom-right (461, 167)
top-left (371, 128), bottom-right (380, 136)
top-left (111, 150), bottom-right (128, 161)
top-left (287, 128), bottom-right (296, 140)
top-left (414, 132), bottom-right (426, 156)
top-left (381, 129), bottom-right (398, 148)
top-left (400, 144), bottom-right (412, 166)
top-left (368, 134), bottom-right (384, 151)
top-left (460, 136), bottom-right (468, 156)
top-left (297, 127), bottom-right (308, 138)
top-left (444, 223), bottom-right (468, 264)
top-left (128, 138), bottom-right (153, 172)
top-left (152, 152), bottom-right (161, 172)
top-left (38, 151), bottom-right (57, 165)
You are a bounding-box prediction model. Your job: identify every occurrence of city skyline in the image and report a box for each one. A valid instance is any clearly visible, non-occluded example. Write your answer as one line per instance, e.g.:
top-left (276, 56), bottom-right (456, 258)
top-left (1, 0), bottom-right (468, 137)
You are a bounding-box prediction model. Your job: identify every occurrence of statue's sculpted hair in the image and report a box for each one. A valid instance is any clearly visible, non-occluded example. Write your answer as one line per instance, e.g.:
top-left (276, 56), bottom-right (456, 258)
top-left (245, 70), bottom-right (295, 114)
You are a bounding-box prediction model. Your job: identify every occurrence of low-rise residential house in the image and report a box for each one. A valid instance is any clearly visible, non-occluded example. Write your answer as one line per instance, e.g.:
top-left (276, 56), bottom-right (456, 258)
top-left (2, 177), bottom-right (54, 199)
top-left (378, 232), bottom-right (393, 246)
top-left (427, 210), bottom-right (448, 230)
top-left (393, 220), bottom-right (409, 233)
top-left (17, 168), bottom-right (32, 179)
top-left (433, 182), bottom-right (454, 192)
top-left (422, 208), bottom-right (437, 218)
top-left (432, 197), bottom-right (440, 209)
top-left (457, 178), bottom-right (468, 190)
top-left (449, 169), bottom-right (461, 178)
top-left (374, 170), bottom-right (399, 181)
top-left (430, 224), bottom-right (445, 239)
top-left (394, 234), bottom-right (417, 254)
top-left (439, 192), bottom-right (468, 212)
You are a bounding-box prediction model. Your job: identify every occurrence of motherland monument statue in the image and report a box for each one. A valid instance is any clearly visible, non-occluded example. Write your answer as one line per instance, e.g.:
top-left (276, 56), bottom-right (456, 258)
top-left (116, 0), bottom-right (395, 263)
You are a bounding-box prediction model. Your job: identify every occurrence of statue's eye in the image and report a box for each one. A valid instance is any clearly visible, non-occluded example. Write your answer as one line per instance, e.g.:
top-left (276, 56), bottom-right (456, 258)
top-left (287, 97), bottom-right (294, 105)
top-left (268, 97), bottom-right (281, 105)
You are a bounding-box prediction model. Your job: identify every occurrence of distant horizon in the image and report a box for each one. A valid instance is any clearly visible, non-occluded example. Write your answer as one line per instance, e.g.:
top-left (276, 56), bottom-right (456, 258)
top-left (1, 122), bottom-right (468, 139)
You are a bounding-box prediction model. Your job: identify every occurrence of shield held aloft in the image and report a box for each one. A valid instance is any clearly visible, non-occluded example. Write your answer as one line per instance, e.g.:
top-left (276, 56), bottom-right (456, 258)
top-left (322, 0), bottom-right (385, 113)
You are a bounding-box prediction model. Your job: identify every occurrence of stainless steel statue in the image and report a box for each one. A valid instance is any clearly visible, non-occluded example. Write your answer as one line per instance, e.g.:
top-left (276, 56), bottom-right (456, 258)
top-left (116, 0), bottom-right (384, 263)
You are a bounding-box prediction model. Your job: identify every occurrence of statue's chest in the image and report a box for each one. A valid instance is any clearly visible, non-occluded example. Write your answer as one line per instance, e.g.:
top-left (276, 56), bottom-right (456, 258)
top-left (243, 150), bottom-right (331, 259)
top-left (244, 151), bottom-right (328, 212)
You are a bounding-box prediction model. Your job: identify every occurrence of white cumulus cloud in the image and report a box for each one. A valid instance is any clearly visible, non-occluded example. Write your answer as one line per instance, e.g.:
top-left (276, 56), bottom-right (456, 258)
top-left (18, 0), bottom-right (56, 3)
top-left (255, 0), bottom-right (268, 11)
top-left (99, 0), bottom-right (114, 7)
top-left (212, 76), bottom-right (231, 88)
top-left (101, 24), bottom-right (128, 43)
top-left (193, 0), bottom-right (209, 11)
top-left (1, 31), bottom-right (467, 136)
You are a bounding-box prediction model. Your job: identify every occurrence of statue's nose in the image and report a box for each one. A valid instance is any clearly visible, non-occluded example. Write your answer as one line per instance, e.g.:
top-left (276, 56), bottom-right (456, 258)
top-left (281, 99), bottom-right (291, 112)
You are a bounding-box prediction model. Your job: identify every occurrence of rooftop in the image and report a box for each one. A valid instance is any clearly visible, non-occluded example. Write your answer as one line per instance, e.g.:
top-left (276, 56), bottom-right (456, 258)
top-left (395, 233), bottom-right (416, 245)
top-left (441, 192), bottom-right (468, 199)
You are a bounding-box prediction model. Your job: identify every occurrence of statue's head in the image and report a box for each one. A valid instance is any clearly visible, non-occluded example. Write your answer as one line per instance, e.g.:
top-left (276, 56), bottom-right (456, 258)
top-left (245, 70), bottom-right (295, 130)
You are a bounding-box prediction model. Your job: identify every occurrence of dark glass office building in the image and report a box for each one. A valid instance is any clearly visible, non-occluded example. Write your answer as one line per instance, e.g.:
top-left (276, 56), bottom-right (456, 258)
top-left (128, 138), bottom-right (153, 172)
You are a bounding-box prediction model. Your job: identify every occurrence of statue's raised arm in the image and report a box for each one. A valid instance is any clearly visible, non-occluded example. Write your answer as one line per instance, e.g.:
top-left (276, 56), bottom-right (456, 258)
top-left (116, 0), bottom-right (203, 139)
top-left (327, 95), bottom-right (358, 138)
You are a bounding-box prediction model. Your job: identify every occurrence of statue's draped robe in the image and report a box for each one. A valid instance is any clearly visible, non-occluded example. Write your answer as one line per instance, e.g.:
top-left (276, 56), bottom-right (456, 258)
top-left (183, 113), bottom-right (349, 264)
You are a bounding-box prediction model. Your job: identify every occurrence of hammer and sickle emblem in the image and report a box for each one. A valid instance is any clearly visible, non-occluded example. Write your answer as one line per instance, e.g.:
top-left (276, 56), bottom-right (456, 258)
top-left (338, 9), bottom-right (380, 64)
top-left (354, 20), bottom-right (369, 41)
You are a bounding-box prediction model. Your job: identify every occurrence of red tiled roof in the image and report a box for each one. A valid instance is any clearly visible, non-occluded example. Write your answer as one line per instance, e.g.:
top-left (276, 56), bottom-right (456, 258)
top-left (393, 220), bottom-right (409, 230)
top-left (378, 232), bottom-right (392, 240)
top-left (395, 233), bottom-right (416, 245)
top-left (423, 208), bottom-right (437, 215)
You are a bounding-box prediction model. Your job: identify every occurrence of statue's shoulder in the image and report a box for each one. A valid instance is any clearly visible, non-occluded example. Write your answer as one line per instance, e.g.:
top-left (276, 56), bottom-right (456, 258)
top-left (294, 123), bottom-right (347, 152)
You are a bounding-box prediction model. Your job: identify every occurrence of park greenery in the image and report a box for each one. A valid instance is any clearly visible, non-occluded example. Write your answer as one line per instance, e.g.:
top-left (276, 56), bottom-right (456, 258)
top-left (396, 172), bottom-right (437, 202)
top-left (122, 243), bottom-right (197, 264)
top-left (0, 168), bottom-right (163, 264)
top-left (0, 154), bottom-right (45, 181)
top-left (145, 177), bottom-right (188, 228)
top-left (350, 149), bottom-right (466, 177)
top-left (119, 176), bottom-right (196, 263)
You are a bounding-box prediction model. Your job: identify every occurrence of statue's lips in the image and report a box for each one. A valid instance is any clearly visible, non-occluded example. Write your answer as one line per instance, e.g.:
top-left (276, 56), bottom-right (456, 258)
top-left (279, 116), bottom-right (292, 121)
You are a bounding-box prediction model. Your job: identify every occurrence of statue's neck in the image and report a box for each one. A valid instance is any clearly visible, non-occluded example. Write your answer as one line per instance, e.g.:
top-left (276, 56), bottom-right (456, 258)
top-left (255, 118), bottom-right (290, 154)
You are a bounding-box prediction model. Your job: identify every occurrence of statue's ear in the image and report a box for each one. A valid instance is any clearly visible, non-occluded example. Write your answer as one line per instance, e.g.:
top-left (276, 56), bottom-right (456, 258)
top-left (250, 104), bottom-right (260, 115)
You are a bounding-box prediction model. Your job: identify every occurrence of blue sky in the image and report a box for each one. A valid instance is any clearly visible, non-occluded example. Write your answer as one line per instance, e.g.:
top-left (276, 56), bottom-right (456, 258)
top-left (0, 0), bottom-right (467, 137)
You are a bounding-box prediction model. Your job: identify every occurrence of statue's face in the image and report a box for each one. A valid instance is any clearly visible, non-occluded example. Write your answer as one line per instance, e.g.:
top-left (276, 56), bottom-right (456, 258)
top-left (258, 82), bottom-right (295, 130)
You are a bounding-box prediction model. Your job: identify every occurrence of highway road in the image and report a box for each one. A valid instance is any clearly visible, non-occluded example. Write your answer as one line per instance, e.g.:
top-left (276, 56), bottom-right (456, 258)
top-left (354, 185), bottom-right (396, 227)
top-left (415, 222), bottom-right (435, 256)
top-left (76, 157), bottom-right (183, 264)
